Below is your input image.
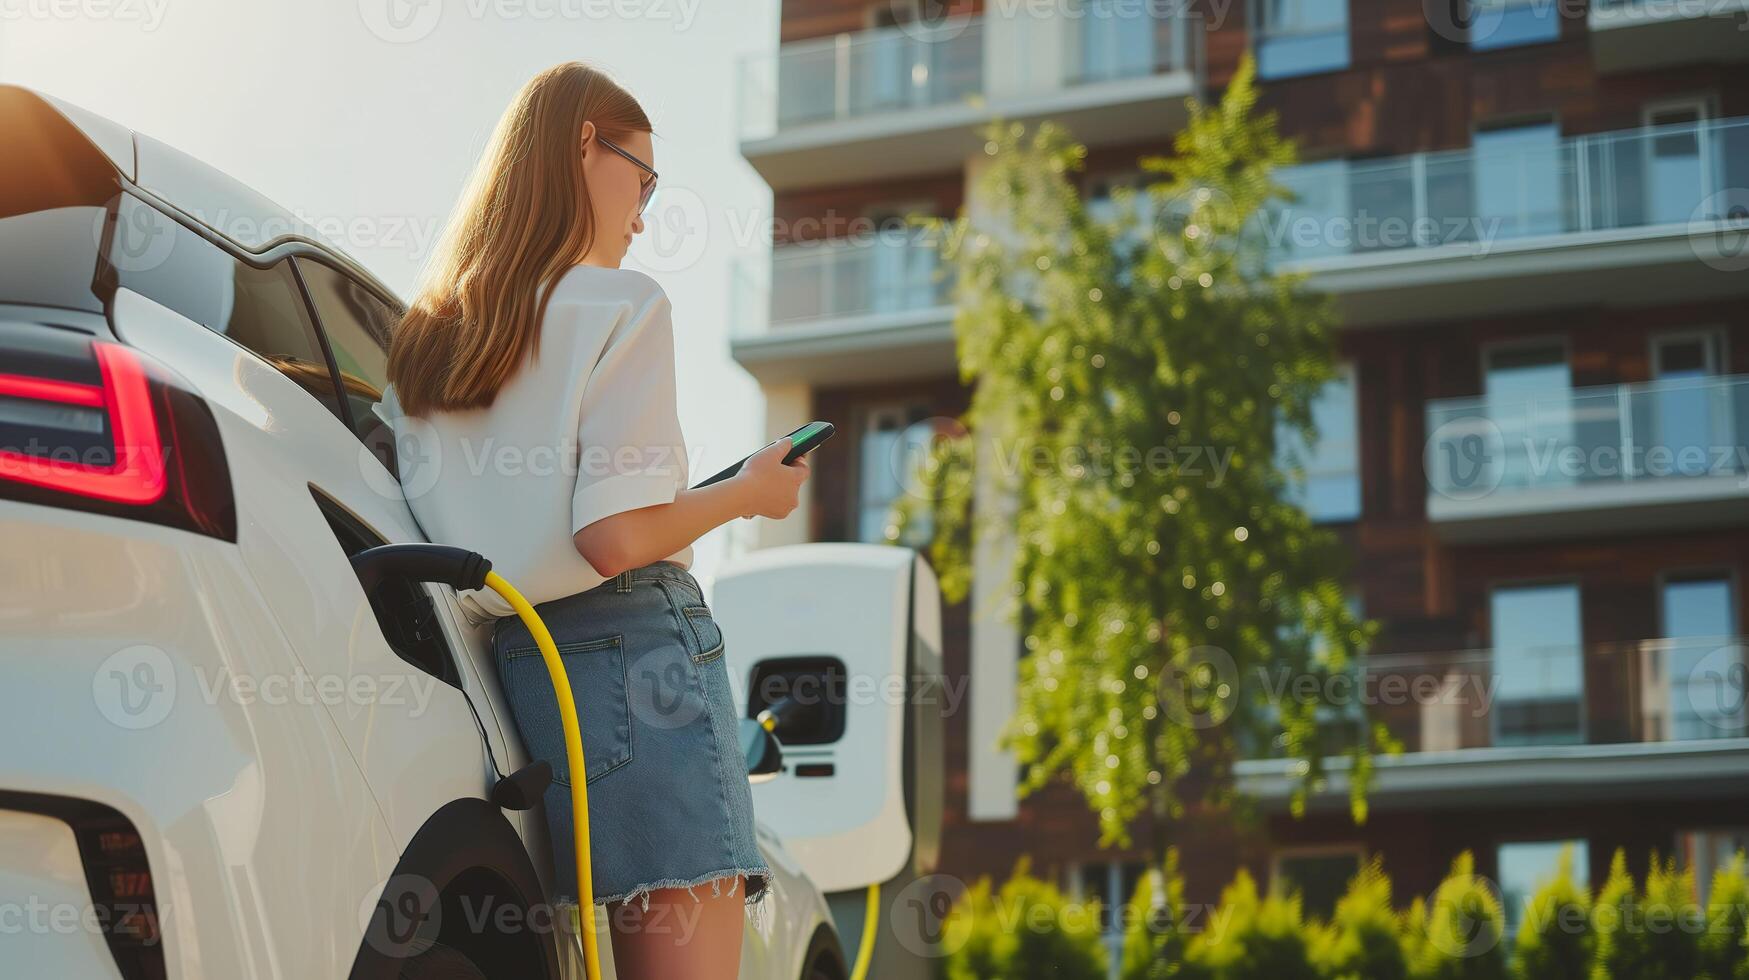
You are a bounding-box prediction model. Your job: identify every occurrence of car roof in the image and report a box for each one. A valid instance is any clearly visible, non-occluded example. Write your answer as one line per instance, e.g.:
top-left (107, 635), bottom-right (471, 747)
top-left (2, 85), bottom-right (404, 308)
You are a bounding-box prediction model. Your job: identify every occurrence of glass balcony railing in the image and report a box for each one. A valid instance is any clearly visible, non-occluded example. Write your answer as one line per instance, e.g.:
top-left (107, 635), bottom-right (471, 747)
top-left (737, 3), bottom-right (1198, 142)
top-left (1425, 373), bottom-right (1749, 505)
top-left (734, 236), bottom-right (953, 340)
top-left (1265, 115), bottom-right (1749, 264)
top-left (1243, 637), bottom-right (1749, 763)
top-left (1366, 637), bottom-right (1749, 755)
top-left (737, 20), bottom-right (985, 142)
top-left (1064, 0), bottom-right (1193, 86)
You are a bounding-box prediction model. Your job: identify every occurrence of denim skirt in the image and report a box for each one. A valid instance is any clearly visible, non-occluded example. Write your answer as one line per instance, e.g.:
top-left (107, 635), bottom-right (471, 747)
top-left (491, 559), bottom-right (771, 911)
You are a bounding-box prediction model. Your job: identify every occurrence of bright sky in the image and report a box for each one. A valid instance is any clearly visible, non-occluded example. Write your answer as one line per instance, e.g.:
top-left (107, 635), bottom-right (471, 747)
top-left (0, 0), bottom-right (779, 578)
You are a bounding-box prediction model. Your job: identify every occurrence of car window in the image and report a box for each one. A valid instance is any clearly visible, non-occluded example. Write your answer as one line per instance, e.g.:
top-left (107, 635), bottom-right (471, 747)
top-left (112, 193), bottom-right (346, 422)
top-left (295, 258), bottom-right (400, 473)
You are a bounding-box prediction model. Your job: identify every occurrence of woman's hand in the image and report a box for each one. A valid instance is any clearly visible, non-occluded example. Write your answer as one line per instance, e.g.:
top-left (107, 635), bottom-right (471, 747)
top-left (732, 438), bottom-right (810, 520)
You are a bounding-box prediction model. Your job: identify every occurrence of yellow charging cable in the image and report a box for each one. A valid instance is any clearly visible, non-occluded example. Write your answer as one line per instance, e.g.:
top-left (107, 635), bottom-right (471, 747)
top-left (490, 571), bottom-right (879, 980)
top-left (848, 883), bottom-right (879, 980)
top-left (484, 571), bottom-right (603, 980)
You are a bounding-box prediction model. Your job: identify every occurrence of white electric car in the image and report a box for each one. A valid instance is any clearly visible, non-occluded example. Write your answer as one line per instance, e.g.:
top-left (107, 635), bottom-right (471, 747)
top-left (0, 86), bottom-right (847, 980)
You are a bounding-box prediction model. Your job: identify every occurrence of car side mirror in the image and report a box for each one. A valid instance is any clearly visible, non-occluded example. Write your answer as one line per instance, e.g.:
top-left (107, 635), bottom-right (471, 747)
top-left (739, 718), bottom-right (783, 783)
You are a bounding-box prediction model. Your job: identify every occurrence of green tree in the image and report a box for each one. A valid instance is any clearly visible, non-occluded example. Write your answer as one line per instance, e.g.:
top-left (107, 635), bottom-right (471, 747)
top-left (944, 860), bottom-right (1107, 980)
top-left (1592, 849), bottom-right (1647, 979)
top-left (895, 55), bottom-right (1382, 853)
top-left (1312, 859), bottom-right (1408, 980)
top-left (1641, 854), bottom-right (1702, 980)
top-left (1121, 848), bottom-right (1191, 980)
top-left (1409, 852), bottom-right (1506, 980)
top-left (1699, 853), bottom-right (1749, 980)
top-left (1185, 869), bottom-right (1318, 980)
top-left (1510, 845), bottom-right (1590, 980)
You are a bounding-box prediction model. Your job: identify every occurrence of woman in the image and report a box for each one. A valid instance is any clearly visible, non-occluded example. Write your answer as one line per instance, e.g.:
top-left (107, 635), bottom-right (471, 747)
top-left (376, 62), bottom-right (808, 978)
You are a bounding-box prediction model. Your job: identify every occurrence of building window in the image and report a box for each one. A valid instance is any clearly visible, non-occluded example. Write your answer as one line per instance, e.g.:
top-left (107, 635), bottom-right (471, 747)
top-left (1483, 340), bottom-right (1571, 491)
top-left (1649, 329), bottom-right (1729, 479)
top-left (858, 403), bottom-right (936, 547)
top-left (1469, 0), bottom-right (1560, 51)
top-left (1473, 122), bottom-right (1564, 240)
top-left (1655, 572), bottom-right (1743, 740)
top-left (1073, 0), bottom-right (1160, 83)
top-left (1272, 158), bottom-right (1351, 261)
top-left (1066, 861), bottom-right (1147, 956)
top-left (1680, 829), bottom-right (1749, 901)
top-left (1490, 583), bottom-right (1584, 746)
top-left (1643, 100), bottom-right (1717, 227)
top-left (1278, 363), bottom-right (1361, 523)
top-left (1274, 847), bottom-right (1363, 919)
top-left (1254, 0), bottom-right (1349, 79)
top-left (1498, 840), bottom-right (1588, 936)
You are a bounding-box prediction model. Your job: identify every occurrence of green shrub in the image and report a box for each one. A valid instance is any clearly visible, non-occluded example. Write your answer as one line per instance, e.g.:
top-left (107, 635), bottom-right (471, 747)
top-left (1185, 869), bottom-right (1318, 980)
top-left (942, 859), bottom-right (1106, 980)
top-left (1699, 853), bottom-right (1749, 980)
top-left (1640, 854), bottom-right (1702, 980)
top-left (1510, 844), bottom-right (1589, 980)
top-left (953, 846), bottom-right (1749, 980)
top-left (943, 876), bottom-right (1006, 980)
top-left (1409, 852), bottom-right (1506, 980)
top-left (1311, 859), bottom-right (1408, 980)
top-left (1592, 849), bottom-right (1648, 979)
top-left (1121, 848), bottom-right (1190, 980)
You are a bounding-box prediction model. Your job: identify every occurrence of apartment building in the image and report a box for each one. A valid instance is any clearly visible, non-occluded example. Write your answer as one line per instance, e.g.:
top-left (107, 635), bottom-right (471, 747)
top-left (730, 0), bottom-right (1749, 933)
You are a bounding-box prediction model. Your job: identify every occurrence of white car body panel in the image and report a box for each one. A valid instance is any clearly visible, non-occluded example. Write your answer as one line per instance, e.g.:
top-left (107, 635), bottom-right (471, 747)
top-left (0, 300), bottom-right (835, 979)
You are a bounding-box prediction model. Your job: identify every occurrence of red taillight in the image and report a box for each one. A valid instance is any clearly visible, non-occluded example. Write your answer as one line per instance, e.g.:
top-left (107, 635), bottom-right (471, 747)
top-left (0, 330), bottom-right (235, 540)
top-left (0, 342), bottom-right (167, 504)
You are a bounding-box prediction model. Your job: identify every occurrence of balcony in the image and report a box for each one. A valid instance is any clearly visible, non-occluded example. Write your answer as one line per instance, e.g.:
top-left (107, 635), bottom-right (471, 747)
top-left (1237, 636), bottom-right (1749, 810)
top-left (730, 235), bottom-right (956, 385)
top-left (737, 2), bottom-right (1200, 191)
top-left (1588, 0), bottom-right (1749, 73)
top-left (1267, 116), bottom-right (1749, 326)
top-left (1423, 374), bottom-right (1749, 540)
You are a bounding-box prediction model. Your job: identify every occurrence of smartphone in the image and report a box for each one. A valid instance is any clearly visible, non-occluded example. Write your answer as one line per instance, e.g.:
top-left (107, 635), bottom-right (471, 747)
top-left (690, 421), bottom-right (835, 489)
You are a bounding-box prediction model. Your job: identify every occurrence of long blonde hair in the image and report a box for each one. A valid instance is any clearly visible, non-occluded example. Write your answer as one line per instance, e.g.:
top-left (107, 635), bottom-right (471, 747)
top-left (388, 62), bottom-right (652, 416)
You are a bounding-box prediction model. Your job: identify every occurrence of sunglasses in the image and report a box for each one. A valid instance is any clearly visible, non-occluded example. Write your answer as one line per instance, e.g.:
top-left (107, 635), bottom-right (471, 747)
top-left (598, 135), bottom-right (658, 216)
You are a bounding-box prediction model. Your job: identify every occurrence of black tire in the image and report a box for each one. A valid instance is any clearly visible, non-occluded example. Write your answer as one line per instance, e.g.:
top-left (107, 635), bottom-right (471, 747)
top-left (802, 925), bottom-right (847, 980)
top-left (397, 941), bottom-right (489, 980)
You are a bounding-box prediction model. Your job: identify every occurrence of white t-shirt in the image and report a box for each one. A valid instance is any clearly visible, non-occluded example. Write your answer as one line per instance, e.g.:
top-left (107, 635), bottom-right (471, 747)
top-left (373, 264), bottom-right (692, 622)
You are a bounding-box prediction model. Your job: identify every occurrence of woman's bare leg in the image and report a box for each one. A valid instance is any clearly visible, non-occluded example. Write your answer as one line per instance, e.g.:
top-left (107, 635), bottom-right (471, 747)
top-left (606, 878), bottom-right (746, 980)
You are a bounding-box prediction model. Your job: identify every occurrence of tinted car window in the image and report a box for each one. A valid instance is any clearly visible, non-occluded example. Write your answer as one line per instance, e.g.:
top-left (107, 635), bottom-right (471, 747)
top-left (295, 258), bottom-right (402, 475)
top-left (112, 194), bottom-right (346, 422)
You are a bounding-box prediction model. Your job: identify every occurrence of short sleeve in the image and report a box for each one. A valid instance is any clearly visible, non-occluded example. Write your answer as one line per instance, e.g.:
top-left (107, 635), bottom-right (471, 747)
top-left (569, 286), bottom-right (689, 535)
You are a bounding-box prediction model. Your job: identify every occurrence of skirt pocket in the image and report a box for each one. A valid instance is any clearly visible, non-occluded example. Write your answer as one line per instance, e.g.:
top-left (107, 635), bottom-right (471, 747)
top-left (681, 605), bottom-right (725, 665)
top-left (500, 634), bottom-right (633, 785)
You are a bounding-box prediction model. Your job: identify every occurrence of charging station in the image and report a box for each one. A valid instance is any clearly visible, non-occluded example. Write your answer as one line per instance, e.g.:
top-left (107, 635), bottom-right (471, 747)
top-left (713, 543), bottom-right (945, 977)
